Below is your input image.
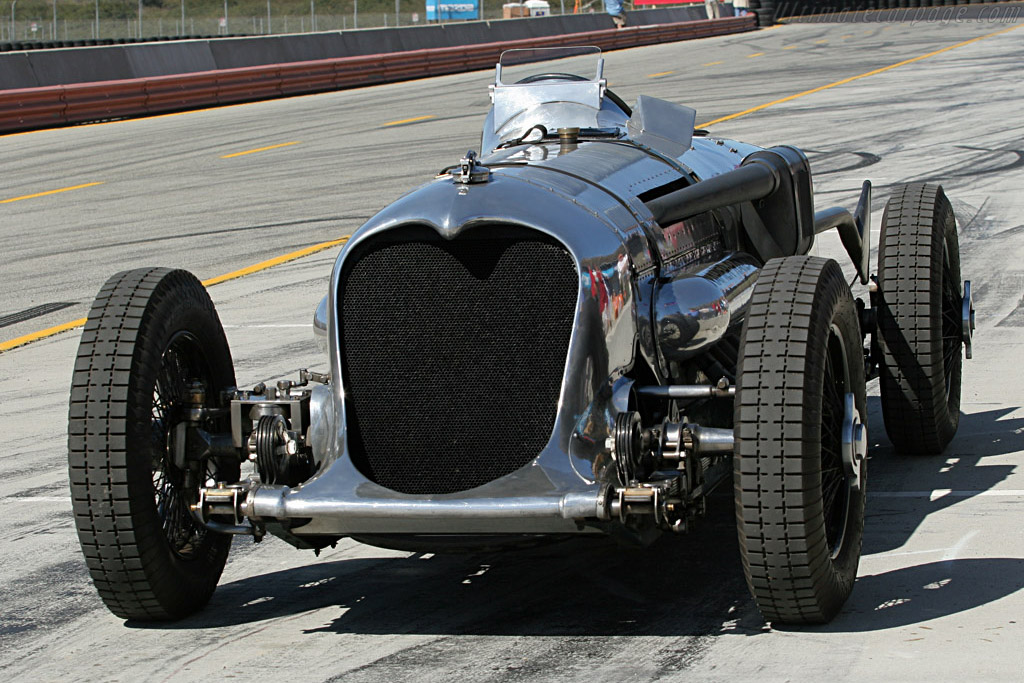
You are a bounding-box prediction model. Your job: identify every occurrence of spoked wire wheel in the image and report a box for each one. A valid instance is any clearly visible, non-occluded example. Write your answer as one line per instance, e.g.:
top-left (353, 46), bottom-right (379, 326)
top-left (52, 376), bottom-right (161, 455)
top-left (940, 249), bottom-right (963, 397)
top-left (821, 325), bottom-right (852, 561)
top-left (68, 268), bottom-right (237, 621)
top-left (151, 331), bottom-right (223, 560)
top-left (734, 256), bottom-right (867, 624)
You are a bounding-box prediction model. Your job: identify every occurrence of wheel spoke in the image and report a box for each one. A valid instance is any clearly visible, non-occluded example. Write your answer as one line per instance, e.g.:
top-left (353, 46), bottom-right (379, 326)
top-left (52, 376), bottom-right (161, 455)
top-left (148, 333), bottom-right (215, 560)
top-left (819, 328), bottom-right (850, 557)
top-left (822, 470), bottom-right (843, 515)
top-left (944, 345), bottom-right (959, 382)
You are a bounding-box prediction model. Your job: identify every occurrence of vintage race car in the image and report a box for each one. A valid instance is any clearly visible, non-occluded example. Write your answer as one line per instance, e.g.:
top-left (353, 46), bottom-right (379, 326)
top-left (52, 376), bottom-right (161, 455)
top-left (68, 47), bottom-right (974, 625)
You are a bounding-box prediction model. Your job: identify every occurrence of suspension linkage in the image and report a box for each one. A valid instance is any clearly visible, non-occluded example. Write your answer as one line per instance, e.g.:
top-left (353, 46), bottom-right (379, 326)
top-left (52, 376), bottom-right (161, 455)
top-left (191, 483), bottom-right (264, 541)
top-left (635, 379), bottom-right (735, 399)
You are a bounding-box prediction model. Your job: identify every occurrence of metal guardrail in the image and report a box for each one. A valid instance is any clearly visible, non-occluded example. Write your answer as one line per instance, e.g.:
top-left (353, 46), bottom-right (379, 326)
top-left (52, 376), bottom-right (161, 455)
top-left (0, 16), bottom-right (755, 134)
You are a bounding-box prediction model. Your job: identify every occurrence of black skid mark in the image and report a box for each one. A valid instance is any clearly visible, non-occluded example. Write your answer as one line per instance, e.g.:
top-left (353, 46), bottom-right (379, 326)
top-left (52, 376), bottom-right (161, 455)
top-left (804, 149), bottom-right (882, 175)
top-left (946, 145), bottom-right (1024, 178)
top-left (0, 302), bottom-right (77, 328)
top-left (996, 297), bottom-right (1024, 327)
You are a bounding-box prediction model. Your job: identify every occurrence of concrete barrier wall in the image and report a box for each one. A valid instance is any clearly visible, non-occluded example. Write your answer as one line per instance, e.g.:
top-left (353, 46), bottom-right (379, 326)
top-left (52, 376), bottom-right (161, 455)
top-left (0, 13), bottom-right (753, 134)
top-left (0, 7), bottom-right (717, 90)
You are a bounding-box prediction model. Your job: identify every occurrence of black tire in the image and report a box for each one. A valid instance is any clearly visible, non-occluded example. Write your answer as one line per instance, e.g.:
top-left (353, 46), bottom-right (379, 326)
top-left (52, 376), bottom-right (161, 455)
top-left (735, 256), bottom-right (867, 624)
top-left (754, 7), bottom-right (775, 26)
top-left (68, 268), bottom-right (238, 621)
top-left (877, 184), bottom-right (962, 455)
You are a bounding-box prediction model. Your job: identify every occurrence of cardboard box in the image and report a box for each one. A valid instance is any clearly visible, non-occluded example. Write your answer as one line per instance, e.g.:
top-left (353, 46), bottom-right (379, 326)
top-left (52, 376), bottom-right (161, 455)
top-left (503, 3), bottom-right (529, 17)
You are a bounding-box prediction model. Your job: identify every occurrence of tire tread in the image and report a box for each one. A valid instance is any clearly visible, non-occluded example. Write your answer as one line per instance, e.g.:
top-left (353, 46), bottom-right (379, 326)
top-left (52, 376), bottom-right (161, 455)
top-left (734, 256), bottom-right (866, 624)
top-left (877, 183), bottom-right (961, 454)
top-left (68, 268), bottom-right (234, 621)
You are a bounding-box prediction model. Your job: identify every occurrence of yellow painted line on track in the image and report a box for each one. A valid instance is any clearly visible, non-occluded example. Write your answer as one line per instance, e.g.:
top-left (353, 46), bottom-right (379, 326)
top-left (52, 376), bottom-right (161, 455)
top-left (783, 45), bottom-right (799, 50)
top-left (647, 70), bottom-right (675, 78)
top-left (221, 141), bottom-right (300, 158)
top-left (382, 115), bottom-right (435, 127)
top-left (747, 52), bottom-right (765, 58)
top-left (7, 25), bottom-right (1020, 353)
top-left (0, 110), bottom-right (190, 139)
top-left (0, 182), bottom-right (104, 204)
top-left (0, 317), bottom-right (89, 353)
top-left (699, 23), bottom-right (1022, 128)
top-left (201, 236), bottom-right (349, 286)
top-left (0, 235), bottom-right (350, 354)
top-left (0, 95), bottom-right (324, 140)
top-left (814, 39), bottom-right (829, 44)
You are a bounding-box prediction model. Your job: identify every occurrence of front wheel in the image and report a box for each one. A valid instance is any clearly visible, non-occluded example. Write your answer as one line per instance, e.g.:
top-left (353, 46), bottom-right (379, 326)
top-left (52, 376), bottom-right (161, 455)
top-left (734, 256), bottom-right (867, 624)
top-left (68, 268), bottom-right (238, 621)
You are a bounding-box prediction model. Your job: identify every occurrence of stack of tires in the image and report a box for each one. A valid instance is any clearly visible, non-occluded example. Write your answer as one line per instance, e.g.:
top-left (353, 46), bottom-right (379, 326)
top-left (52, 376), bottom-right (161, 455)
top-left (749, 0), bottom-right (775, 27)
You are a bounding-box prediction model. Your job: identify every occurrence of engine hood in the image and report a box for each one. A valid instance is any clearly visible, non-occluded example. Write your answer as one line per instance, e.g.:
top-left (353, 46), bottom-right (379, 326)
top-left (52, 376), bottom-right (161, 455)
top-left (340, 152), bottom-right (657, 274)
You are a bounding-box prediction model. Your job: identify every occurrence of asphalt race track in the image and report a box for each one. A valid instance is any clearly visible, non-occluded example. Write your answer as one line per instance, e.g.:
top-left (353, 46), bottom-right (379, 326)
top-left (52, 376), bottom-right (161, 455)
top-left (2, 15), bottom-right (1023, 681)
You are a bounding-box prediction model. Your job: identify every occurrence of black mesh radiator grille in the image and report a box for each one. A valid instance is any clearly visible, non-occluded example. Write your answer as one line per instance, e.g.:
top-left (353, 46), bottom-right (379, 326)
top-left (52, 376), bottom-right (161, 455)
top-left (339, 225), bottom-right (578, 495)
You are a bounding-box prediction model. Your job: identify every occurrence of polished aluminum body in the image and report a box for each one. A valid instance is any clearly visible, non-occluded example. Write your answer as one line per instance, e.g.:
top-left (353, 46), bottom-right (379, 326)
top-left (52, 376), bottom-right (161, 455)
top-left (249, 50), bottom-right (777, 539)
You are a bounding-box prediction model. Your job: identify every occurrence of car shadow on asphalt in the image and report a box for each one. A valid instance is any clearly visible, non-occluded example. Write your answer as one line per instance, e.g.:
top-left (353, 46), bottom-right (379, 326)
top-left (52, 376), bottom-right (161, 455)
top-left (777, 557), bottom-right (1024, 633)
top-left (129, 492), bottom-right (767, 637)
top-left (863, 398), bottom-right (1022, 556)
top-left (126, 401), bottom-right (1021, 636)
top-left (774, 398), bottom-right (1024, 633)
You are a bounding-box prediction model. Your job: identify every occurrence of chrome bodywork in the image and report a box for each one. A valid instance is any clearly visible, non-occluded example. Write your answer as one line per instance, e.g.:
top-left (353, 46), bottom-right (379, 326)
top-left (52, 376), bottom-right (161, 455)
top-left (66, 47), bottom-right (974, 631)
top-left (227, 49), bottom-right (827, 543)
top-left (653, 253), bottom-right (760, 365)
top-left (270, 169), bottom-right (642, 535)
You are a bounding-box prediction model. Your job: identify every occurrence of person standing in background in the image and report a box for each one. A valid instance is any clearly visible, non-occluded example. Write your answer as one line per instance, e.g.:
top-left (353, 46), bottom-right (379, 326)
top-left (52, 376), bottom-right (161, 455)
top-left (705, 0), bottom-right (722, 19)
top-left (604, 0), bottom-right (627, 27)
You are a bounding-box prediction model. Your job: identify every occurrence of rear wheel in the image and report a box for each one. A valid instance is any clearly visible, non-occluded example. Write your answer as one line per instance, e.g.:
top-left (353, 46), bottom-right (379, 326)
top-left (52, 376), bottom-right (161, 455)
top-left (876, 183), bottom-right (963, 455)
top-left (68, 268), bottom-right (237, 621)
top-left (735, 256), bottom-right (867, 624)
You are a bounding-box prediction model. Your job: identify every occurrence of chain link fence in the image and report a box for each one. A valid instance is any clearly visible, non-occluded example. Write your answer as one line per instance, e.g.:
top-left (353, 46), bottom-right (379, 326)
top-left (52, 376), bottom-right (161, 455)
top-left (0, 3), bottom-right (613, 43)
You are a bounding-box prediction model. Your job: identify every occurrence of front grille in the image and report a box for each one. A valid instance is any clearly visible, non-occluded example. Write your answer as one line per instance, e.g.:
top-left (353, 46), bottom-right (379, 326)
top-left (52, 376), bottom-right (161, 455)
top-left (339, 224), bottom-right (578, 495)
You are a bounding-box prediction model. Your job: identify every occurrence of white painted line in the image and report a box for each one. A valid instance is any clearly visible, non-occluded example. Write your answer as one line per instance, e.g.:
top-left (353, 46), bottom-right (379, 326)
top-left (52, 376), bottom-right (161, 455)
top-left (866, 547), bottom-right (951, 559)
top-left (871, 490), bottom-right (1024, 499)
top-left (9, 492), bottom-right (1022, 502)
top-left (222, 324), bottom-right (312, 328)
top-left (941, 530), bottom-right (977, 563)
top-left (10, 492), bottom-right (1023, 502)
